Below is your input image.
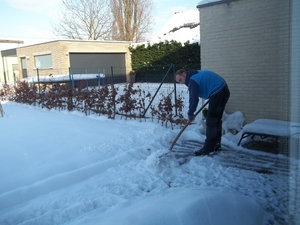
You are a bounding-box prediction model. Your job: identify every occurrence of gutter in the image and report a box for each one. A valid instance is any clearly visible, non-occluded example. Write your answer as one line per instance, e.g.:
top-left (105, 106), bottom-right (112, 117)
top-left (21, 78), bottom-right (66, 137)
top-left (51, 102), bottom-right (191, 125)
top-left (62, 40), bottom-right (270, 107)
top-left (197, 0), bottom-right (239, 9)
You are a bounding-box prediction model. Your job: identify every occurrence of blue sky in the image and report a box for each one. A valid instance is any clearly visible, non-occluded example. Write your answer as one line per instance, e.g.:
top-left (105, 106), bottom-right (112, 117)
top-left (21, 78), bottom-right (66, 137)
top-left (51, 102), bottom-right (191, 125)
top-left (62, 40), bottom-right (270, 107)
top-left (0, 0), bottom-right (198, 42)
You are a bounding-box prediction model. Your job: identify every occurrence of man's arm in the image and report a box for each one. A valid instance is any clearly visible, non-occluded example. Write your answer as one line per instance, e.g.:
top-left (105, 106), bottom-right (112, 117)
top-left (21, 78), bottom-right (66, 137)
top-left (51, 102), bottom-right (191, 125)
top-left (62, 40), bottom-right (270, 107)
top-left (188, 80), bottom-right (199, 119)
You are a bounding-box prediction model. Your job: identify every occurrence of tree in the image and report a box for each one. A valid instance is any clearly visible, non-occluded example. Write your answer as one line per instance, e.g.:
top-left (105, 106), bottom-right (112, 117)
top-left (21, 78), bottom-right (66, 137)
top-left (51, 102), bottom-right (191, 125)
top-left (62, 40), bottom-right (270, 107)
top-left (110, 0), bottom-right (153, 42)
top-left (52, 0), bottom-right (112, 40)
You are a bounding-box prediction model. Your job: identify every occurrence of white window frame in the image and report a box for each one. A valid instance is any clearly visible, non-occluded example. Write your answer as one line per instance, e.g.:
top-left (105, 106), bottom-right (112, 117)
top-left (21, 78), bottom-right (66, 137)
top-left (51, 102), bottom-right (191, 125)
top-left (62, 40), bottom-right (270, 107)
top-left (34, 54), bottom-right (52, 69)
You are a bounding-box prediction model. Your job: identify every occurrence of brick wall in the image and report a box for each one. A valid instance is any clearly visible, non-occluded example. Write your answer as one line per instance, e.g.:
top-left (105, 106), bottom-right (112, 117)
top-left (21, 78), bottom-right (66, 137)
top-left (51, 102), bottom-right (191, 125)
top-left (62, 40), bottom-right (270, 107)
top-left (16, 40), bottom-right (132, 79)
top-left (199, 0), bottom-right (291, 123)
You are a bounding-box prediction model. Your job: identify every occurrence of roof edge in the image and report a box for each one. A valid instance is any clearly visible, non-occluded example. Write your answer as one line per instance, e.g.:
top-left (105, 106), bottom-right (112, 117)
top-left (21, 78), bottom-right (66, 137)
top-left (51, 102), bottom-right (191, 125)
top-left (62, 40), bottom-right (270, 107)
top-left (197, 0), bottom-right (238, 9)
top-left (16, 39), bottom-right (132, 50)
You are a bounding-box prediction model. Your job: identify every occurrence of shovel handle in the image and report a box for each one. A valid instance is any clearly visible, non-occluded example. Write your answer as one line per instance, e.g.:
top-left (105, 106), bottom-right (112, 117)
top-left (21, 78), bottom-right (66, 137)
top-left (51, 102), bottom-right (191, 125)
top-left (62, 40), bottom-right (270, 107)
top-left (169, 100), bottom-right (209, 151)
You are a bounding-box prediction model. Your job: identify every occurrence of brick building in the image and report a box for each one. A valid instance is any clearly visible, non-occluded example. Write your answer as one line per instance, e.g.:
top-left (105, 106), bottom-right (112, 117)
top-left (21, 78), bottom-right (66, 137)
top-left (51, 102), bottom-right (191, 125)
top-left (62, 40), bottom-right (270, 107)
top-left (197, 0), bottom-right (297, 124)
top-left (13, 39), bottom-right (132, 84)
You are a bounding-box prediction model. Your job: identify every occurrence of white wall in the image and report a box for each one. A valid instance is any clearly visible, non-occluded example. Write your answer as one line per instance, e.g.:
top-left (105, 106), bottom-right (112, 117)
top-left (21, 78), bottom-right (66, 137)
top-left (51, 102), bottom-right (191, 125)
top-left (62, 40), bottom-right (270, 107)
top-left (0, 56), bottom-right (19, 86)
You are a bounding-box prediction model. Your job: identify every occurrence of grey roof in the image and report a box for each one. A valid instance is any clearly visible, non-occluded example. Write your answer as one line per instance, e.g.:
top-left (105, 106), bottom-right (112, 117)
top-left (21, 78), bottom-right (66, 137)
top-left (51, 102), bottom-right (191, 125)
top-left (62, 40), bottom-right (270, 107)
top-left (1, 48), bottom-right (17, 57)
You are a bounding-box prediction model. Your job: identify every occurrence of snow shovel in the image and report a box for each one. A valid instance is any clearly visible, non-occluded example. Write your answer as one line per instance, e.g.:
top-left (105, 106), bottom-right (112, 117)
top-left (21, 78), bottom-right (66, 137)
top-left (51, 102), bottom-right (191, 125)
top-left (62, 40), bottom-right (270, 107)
top-left (170, 100), bottom-right (209, 151)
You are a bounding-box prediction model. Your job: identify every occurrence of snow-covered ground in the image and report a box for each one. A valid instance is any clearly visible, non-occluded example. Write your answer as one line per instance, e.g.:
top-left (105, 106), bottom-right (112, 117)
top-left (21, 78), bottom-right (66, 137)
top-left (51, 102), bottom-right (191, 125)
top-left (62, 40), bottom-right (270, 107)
top-left (0, 100), bottom-right (299, 225)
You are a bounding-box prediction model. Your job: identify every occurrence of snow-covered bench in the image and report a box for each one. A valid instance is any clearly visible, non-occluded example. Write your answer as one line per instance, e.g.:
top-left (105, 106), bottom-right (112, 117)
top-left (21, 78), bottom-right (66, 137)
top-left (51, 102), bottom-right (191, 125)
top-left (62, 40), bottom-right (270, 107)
top-left (237, 119), bottom-right (300, 146)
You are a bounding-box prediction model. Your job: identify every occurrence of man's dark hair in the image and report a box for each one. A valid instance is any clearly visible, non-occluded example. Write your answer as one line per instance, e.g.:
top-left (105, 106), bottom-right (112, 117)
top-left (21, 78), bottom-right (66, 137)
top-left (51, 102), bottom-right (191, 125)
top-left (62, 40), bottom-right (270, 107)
top-left (174, 69), bottom-right (187, 78)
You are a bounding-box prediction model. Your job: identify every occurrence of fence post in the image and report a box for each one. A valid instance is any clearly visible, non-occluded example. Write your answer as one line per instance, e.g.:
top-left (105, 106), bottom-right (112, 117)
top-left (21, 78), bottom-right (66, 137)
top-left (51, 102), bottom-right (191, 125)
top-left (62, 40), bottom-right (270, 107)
top-left (37, 68), bottom-right (40, 93)
top-left (69, 67), bottom-right (75, 88)
top-left (0, 101), bottom-right (4, 117)
top-left (110, 66), bottom-right (114, 85)
top-left (97, 68), bottom-right (101, 89)
top-left (69, 67), bottom-right (72, 86)
top-left (111, 66), bottom-right (116, 118)
top-left (103, 68), bottom-right (106, 85)
top-left (86, 68), bottom-right (88, 89)
top-left (143, 64), bottom-right (174, 117)
top-left (72, 73), bottom-right (74, 88)
top-left (173, 64), bottom-right (178, 116)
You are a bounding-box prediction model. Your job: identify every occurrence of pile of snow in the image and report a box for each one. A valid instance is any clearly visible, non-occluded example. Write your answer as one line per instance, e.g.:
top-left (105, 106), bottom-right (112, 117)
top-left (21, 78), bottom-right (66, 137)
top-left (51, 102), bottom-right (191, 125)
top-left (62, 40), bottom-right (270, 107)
top-left (222, 111), bottom-right (245, 134)
top-left (76, 189), bottom-right (272, 225)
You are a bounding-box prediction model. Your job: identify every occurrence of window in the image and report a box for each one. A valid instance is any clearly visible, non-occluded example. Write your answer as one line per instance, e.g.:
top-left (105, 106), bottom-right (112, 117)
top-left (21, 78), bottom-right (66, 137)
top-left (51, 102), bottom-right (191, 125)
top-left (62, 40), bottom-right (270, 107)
top-left (21, 57), bottom-right (27, 69)
top-left (34, 54), bottom-right (52, 69)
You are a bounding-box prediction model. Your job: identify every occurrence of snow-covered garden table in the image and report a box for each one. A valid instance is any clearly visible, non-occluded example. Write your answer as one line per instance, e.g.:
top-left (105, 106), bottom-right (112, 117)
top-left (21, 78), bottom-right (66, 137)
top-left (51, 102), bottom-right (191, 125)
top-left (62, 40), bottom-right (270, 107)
top-left (237, 119), bottom-right (300, 149)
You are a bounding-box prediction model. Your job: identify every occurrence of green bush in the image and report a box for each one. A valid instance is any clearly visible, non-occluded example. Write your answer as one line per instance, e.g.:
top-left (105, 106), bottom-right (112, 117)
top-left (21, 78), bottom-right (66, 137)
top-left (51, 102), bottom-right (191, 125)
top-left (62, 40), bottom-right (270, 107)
top-left (130, 40), bottom-right (201, 75)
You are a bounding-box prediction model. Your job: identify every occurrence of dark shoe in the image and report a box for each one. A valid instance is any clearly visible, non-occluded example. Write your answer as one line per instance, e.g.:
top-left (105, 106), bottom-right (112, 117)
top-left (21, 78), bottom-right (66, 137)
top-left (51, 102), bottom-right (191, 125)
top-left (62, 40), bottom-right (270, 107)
top-left (194, 147), bottom-right (213, 156)
top-left (213, 144), bottom-right (222, 152)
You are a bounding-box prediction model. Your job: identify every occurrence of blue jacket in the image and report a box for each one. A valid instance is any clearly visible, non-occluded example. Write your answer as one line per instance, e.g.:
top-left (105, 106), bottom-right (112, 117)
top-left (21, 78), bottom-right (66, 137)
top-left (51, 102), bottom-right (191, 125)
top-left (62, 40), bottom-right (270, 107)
top-left (185, 70), bottom-right (226, 118)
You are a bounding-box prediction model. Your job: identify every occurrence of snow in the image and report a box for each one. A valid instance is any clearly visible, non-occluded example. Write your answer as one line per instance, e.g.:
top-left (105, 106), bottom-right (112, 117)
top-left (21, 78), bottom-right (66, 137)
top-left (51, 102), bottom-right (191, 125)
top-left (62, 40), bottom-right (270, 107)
top-left (150, 10), bottom-right (200, 44)
top-left (77, 190), bottom-right (270, 225)
top-left (0, 96), bottom-right (298, 225)
top-left (22, 73), bottom-right (105, 83)
top-left (241, 119), bottom-right (300, 137)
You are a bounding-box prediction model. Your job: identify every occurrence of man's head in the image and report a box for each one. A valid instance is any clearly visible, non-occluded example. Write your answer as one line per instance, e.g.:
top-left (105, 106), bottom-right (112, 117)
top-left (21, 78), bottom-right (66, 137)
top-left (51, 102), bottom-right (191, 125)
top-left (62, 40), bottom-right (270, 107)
top-left (175, 69), bottom-right (187, 84)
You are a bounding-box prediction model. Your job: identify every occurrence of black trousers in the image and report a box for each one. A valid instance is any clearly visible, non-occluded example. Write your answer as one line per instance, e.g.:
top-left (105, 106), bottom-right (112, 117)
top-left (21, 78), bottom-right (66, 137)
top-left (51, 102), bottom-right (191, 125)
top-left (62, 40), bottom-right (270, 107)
top-left (204, 84), bottom-right (230, 149)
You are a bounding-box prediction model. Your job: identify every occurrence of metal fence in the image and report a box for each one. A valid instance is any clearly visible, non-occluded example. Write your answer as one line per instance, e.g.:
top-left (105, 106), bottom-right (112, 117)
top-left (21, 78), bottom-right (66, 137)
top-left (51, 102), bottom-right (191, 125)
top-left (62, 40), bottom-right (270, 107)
top-left (1, 64), bottom-right (197, 118)
top-left (9, 64), bottom-right (177, 90)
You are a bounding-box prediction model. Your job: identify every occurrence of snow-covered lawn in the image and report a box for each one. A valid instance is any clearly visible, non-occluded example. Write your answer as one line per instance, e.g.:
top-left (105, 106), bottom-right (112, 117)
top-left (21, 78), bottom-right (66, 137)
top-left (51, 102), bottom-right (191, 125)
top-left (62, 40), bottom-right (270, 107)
top-left (0, 101), bottom-right (299, 225)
